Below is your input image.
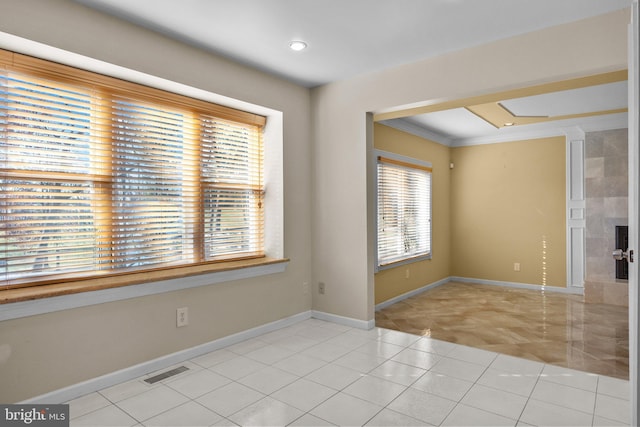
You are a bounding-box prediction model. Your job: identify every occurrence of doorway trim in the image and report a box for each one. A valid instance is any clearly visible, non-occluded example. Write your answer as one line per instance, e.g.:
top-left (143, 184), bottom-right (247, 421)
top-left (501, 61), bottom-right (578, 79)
top-left (628, 1), bottom-right (639, 424)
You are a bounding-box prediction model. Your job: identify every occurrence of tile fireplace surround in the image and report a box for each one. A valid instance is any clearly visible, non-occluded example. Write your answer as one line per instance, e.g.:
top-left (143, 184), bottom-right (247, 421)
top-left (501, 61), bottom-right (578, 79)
top-left (584, 128), bottom-right (629, 307)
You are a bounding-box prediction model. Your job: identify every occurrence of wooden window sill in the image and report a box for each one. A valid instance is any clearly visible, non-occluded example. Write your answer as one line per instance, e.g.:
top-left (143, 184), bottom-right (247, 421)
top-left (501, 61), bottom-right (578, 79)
top-left (0, 257), bottom-right (289, 305)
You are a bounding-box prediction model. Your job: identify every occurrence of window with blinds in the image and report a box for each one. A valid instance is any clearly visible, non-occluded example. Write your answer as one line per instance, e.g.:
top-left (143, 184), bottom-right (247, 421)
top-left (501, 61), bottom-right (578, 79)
top-left (376, 154), bottom-right (432, 269)
top-left (0, 49), bottom-right (265, 289)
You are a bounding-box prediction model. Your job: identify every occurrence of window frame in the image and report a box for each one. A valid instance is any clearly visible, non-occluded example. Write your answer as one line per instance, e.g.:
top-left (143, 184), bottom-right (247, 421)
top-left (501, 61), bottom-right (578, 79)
top-left (0, 35), bottom-right (286, 313)
top-left (374, 149), bottom-right (432, 272)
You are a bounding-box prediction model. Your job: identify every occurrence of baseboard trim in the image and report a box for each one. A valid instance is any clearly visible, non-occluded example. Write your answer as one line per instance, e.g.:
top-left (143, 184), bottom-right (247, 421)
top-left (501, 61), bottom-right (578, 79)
top-left (374, 276), bottom-right (583, 312)
top-left (20, 311), bottom-right (312, 404)
top-left (451, 276), bottom-right (584, 295)
top-left (21, 309), bottom-right (375, 404)
top-left (311, 310), bottom-right (375, 330)
top-left (375, 277), bottom-right (450, 311)
top-left (21, 276), bottom-right (581, 404)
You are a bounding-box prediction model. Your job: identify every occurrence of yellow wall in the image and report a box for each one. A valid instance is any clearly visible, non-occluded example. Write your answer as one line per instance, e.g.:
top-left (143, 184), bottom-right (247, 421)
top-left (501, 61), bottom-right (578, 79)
top-left (374, 127), bottom-right (567, 303)
top-left (451, 137), bottom-right (566, 287)
top-left (373, 124), bottom-right (451, 304)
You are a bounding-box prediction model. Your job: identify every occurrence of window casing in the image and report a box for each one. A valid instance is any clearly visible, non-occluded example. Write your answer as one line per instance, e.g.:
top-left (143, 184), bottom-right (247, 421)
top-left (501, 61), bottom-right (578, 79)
top-left (376, 152), bottom-right (432, 269)
top-left (1, 49), bottom-right (266, 290)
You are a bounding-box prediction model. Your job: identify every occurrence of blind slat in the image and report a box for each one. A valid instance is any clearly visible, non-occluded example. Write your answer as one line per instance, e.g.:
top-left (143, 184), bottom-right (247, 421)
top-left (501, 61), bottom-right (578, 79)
top-left (1, 49), bottom-right (265, 286)
top-left (376, 157), bottom-right (432, 267)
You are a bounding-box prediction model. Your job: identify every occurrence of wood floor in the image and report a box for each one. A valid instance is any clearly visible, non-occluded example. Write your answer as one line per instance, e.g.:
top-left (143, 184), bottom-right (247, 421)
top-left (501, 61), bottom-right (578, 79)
top-left (375, 281), bottom-right (629, 379)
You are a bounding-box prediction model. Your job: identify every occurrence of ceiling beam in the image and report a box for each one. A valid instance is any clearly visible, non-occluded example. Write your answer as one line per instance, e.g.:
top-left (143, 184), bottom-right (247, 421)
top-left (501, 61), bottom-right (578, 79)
top-left (373, 69), bottom-right (627, 122)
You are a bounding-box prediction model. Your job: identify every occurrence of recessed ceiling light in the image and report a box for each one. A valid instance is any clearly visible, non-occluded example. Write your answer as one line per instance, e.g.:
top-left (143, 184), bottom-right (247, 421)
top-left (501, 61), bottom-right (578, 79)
top-left (503, 122), bottom-right (515, 127)
top-left (289, 40), bottom-right (307, 51)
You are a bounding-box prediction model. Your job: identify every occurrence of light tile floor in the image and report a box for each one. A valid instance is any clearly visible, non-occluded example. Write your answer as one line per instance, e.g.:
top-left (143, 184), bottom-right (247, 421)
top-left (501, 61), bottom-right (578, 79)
top-left (68, 319), bottom-right (630, 426)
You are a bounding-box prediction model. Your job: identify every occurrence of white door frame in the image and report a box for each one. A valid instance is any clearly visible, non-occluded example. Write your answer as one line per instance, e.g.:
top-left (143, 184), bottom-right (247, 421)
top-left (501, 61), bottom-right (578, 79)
top-left (629, 1), bottom-right (639, 424)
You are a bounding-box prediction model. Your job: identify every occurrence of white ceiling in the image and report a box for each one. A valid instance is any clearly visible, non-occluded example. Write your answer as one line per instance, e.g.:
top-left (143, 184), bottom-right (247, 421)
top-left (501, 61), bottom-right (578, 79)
top-left (76, 0), bottom-right (631, 88)
top-left (76, 0), bottom-right (632, 142)
top-left (388, 110), bottom-right (629, 146)
top-left (390, 81), bottom-right (629, 145)
top-left (502, 82), bottom-right (628, 117)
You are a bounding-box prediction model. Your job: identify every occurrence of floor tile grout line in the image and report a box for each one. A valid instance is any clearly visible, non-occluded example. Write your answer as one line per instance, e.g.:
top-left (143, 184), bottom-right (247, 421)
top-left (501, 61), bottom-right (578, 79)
top-left (317, 331), bottom-right (425, 426)
top-left (377, 338), bottom-right (480, 425)
top-left (69, 393), bottom-right (113, 421)
top-left (513, 361), bottom-right (546, 425)
top-left (114, 382), bottom-right (196, 425)
top-left (96, 332), bottom-right (304, 424)
top-left (67, 320), bottom-right (629, 427)
top-left (269, 382), bottom-right (341, 421)
top-left (360, 405), bottom-right (388, 426)
top-left (199, 380), bottom-right (266, 424)
top-left (516, 365), bottom-right (604, 424)
top-left (207, 325), bottom-right (394, 425)
top-left (437, 351), bottom-right (518, 424)
top-left (591, 375), bottom-right (600, 426)
top-left (138, 397), bottom-right (224, 426)
top-left (290, 407), bottom-right (336, 427)
top-left (371, 406), bottom-right (428, 427)
top-left (368, 381), bottom-right (419, 425)
top-left (230, 343), bottom-right (382, 425)
top-left (188, 399), bottom-right (227, 426)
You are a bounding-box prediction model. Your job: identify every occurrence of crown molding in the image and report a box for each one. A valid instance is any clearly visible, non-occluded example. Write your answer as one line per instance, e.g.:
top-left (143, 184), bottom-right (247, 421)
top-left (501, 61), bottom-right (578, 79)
top-left (378, 118), bottom-right (453, 146)
top-left (380, 113), bottom-right (627, 148)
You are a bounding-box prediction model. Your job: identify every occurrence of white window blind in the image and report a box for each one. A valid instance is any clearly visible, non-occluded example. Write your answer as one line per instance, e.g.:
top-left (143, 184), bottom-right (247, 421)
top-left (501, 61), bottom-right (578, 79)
top-left (0, 49), bottom-right (265, 289)
top-left (200, 116), bottom-right (264, 260)
top-left (376, 155), bottom-right (432, 268)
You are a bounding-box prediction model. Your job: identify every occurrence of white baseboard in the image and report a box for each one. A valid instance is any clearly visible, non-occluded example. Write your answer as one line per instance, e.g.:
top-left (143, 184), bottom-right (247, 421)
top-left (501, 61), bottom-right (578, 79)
top-left (450, 276), bottom-right (584, 295)
top-left (21, 311), bottom-right (312, 404)
top-left (21, 276), bottom-right (580, 404)
top-left (21, 309), bottom-right (376, 404)
top-left (375, 277), bottom-right (450, 311)
top-left (311, 310), bottom-right (375, 330)
top-left (374, 276), bottom-right (583, 312)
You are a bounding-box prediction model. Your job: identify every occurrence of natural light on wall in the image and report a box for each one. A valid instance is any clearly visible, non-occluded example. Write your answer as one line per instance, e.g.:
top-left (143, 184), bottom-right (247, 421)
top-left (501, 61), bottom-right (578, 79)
top-left (0, 48), bottom-right (270, 291)
top-left (0, 33), bottom-right (286, 312)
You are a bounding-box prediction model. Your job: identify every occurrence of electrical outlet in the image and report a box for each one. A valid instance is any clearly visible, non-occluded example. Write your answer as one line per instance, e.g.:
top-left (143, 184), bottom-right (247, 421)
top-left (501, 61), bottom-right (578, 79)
top-left (318, 282), bottom-right (325, 294)
top-left (303, 281), bottom-right (309, 295)
top-left (405, 269), bottom-right (410, 279)
top-left (514, 263), bottom-right (521, 272)
top-left (176, 307), bottom-right (188, 327)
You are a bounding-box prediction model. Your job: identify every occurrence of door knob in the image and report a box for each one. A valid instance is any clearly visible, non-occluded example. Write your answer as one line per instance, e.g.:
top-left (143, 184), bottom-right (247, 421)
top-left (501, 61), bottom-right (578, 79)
top-left (613, 248), bottom-right (634, 262)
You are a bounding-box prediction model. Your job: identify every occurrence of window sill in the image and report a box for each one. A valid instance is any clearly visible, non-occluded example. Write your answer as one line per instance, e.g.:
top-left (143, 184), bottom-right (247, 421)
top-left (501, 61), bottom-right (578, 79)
top-left (0, 257), bottom-right (289, 321)
top-left (376, 253), bottom-right (432, 273)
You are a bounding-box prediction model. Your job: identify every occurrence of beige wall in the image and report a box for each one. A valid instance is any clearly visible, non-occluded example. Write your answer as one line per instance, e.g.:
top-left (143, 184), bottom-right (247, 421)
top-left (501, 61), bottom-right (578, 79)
top-left (0, 0), bottom-right (311, 403)
top-left (450, 137), bottom-right (567, 287)
top-left (373, 124), bottom-right (451, 304)
top-left (311, 9), bottom-right (628, 322)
